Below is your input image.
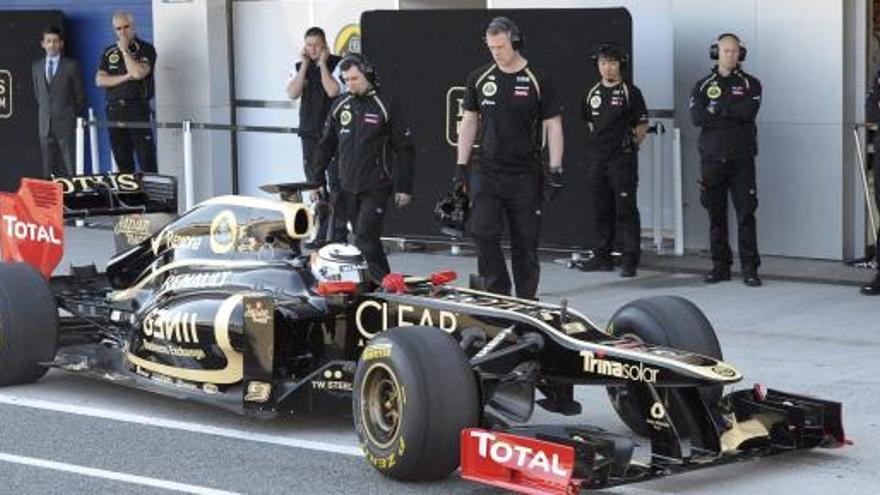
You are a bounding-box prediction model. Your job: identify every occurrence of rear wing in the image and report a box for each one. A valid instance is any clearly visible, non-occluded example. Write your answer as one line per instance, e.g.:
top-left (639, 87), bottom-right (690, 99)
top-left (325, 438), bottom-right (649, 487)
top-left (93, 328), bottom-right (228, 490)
top-left (0, 178), bottom-right (64, 277)
top-left (1, 174), bottom-right (178, 278)
top-left (57, 173), bottom-right (178, 218)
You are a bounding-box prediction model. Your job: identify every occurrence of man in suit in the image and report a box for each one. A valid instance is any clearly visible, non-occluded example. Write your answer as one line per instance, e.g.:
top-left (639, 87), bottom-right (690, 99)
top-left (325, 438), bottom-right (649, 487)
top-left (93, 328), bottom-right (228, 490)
top-left (32, 26), bottom-right (86, 178)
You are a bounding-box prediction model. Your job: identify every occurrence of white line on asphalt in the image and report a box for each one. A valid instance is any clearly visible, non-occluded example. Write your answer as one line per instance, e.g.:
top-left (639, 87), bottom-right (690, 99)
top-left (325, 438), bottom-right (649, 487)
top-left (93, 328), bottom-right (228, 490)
top-left (0, 452), bottom-right (240, 495)
top-left (0, 394), bottom-right (362, 457)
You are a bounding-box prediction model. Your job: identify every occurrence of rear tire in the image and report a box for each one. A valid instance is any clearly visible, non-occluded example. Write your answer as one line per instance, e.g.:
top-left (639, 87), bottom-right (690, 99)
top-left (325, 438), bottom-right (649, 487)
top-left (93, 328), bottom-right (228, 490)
top-left (0, 263), bottom-right (58, 385)
top-left (605, 296), bottom-right (722, 437)
top-left (353, 326), bottom-right (479, 481)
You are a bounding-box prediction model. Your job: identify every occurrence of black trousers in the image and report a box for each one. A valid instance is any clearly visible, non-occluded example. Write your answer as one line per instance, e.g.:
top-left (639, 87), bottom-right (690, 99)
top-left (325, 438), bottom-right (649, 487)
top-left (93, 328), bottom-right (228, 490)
top-left (585, 153), bottom-right (641, 265)
top-left (302, 136), bottom-right (347, 243)
top-left (106, 100), bottom-right (157, 173)
top-left (40, 125), bottom-right (75, 178)
top-left (700, 157), bottom-right (760, 268)
top-left (342, 188), bottom-right (391, 283)
top-left (470, 170), bottom-right (543, 299)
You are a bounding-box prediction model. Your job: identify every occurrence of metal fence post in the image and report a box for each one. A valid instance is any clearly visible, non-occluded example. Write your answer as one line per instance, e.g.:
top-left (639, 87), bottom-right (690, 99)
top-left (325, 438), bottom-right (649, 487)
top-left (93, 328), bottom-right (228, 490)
top-left (673, 128), bottom-right (684, 256)
top-left (183, 120), bottom-right (195, 210)
top-left (652, 123), bottom-right (664, 251)
top-left (88, 107), bottom-right (99, 174)
top-left (75, 117), bottom-right (85, 175)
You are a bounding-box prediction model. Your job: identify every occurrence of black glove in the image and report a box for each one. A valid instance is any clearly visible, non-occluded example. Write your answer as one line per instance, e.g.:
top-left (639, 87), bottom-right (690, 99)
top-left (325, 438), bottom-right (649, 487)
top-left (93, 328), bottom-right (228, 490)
top-left (453, 164), bottom-right (471, 193)
top-left (546, 167), bottom-right (564, 201)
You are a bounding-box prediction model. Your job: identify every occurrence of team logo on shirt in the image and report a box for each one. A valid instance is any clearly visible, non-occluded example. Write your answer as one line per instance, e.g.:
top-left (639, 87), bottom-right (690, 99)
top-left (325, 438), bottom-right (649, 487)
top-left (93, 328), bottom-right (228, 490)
top-left (706, 84), bottom-right (722, 99)
top-left (340, 110), bottom-right (352, 126)
top-left (109, 52), bottom-right (120, 64)
top-left (482, 81), bottom-right (497, 97)
top-left (589, 94), bottom-right (602, 109)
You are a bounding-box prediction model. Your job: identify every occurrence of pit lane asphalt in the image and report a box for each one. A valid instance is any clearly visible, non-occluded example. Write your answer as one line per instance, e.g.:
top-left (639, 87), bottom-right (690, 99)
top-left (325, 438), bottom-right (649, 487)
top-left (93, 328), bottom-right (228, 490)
top-left (0, 228), bottom-right (876, 494)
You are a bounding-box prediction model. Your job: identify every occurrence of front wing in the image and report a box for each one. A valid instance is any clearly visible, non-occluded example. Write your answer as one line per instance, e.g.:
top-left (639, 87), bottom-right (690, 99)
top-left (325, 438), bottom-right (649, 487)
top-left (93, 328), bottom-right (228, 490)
top-left (461, 386), bottom-right (847, 493)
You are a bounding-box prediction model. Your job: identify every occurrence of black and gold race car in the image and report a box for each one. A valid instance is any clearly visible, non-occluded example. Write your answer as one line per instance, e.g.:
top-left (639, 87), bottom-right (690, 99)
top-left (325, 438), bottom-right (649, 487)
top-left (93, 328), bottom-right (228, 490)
top-left (0, 174), bottom-right (847, 494)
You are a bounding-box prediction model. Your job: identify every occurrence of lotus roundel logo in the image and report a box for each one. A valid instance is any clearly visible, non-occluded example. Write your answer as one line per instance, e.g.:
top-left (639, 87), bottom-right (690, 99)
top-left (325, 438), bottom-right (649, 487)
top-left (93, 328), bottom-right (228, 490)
top-left (209, 210), bottom-right (238, 254)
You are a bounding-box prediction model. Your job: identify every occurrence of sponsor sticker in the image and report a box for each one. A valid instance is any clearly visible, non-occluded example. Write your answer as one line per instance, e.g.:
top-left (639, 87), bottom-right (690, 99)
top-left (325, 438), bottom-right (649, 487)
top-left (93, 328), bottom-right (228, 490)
top-left (580, 350), bottom-right (659, 383)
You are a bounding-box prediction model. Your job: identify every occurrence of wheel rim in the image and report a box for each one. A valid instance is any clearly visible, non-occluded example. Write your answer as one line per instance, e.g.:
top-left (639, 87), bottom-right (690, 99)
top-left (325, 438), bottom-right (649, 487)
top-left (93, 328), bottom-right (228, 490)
top-left (360, 362), bottom-right (403, 449)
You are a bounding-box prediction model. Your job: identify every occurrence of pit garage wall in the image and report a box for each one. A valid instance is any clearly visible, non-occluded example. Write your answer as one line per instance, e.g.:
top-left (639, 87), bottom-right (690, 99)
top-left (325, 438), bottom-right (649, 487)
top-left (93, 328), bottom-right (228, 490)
top-left (495, 0), bottom-right (864, 260)
top-left (153, 0), bottom-right (865, 260)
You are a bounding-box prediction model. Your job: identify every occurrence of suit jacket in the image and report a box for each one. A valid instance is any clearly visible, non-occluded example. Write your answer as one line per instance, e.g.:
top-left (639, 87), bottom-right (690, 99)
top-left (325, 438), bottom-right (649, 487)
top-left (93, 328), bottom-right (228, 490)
top-left (32, 56), bottom-right (86, 138)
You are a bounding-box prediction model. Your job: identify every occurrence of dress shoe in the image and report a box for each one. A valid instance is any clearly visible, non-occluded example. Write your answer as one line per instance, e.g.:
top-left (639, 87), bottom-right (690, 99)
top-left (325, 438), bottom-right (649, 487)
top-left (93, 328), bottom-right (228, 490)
top-left (620, 263), bottom-right (637, 278)
top-left (575, 255), bottom-right (614, 272)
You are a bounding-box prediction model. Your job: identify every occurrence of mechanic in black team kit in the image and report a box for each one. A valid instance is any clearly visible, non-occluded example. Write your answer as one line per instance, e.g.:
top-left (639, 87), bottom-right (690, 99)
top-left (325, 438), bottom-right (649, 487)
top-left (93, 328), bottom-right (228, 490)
top-left (95, 11), bottom-right (157, 173)
top-left (689, 33), bottom-right (763, 287)
top-left (287, 27), bottom-right (346, 249)
top-left (312, 53), bottom-right (414, 284)
top-left (577, 44), bottom-right (649, 278)
top-left (862, 69), bottom-right (880, 296)
top-left (455, 17), bottom-right (564, 300)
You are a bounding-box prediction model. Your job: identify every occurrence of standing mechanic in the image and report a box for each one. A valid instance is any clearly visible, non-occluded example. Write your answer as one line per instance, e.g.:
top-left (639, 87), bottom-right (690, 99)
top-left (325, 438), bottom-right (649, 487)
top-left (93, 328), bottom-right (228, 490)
top-left (689, 33), bottom-right (763, 287)
top-left (287, 27), bottom-right (346, 249)
top-left (311, 54), bottom-right (414, 283)
top-left (577, 44), bottom-right (649, 278)
top-left (455, 16), bottom-right (564, 299)
top-left (95, 11), bottom-right (157, 173)
top-left (862, 69), bottom-right (880, 295)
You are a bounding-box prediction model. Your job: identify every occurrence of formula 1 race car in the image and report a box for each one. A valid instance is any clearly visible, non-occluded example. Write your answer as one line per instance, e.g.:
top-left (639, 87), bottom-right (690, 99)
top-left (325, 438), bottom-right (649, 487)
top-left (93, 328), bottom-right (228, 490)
top-left (0, 174), bottom-right (846, 493)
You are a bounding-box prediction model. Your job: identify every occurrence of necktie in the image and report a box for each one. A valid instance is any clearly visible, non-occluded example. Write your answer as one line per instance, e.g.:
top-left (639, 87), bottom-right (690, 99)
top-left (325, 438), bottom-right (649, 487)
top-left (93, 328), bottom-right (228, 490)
top-left (47, 59), bottom-right (55, 82)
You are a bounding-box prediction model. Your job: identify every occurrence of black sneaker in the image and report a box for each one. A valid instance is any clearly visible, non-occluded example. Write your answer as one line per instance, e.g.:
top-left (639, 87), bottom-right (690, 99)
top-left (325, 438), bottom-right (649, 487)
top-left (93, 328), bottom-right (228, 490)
top-left (860, 273), bottom-right (880, 295)
top-left (620, 264), bottom-right (637, 278)
top-left (575, 255), bottom-right (614, 272)
top-left (741, 265), bottom-right (762, 287)
top-left (703, 266), bottom-right (731, 284)
top-left (742, 272), bottom-right (762, 287)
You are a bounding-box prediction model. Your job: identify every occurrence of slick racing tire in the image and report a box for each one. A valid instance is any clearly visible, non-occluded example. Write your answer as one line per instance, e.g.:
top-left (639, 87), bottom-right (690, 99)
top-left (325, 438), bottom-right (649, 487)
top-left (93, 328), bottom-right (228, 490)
top-left (605, 296), bottom-right (722, 438)
top-left (0, 263), bottom-right (58, 386)
top-left (353, 326), bottom-right (479, 481)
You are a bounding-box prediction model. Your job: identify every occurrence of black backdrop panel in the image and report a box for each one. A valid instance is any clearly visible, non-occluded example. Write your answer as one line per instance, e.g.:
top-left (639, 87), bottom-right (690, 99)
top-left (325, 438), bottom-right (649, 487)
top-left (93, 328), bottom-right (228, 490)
top-left (362, 9), bottom-right (632, 248)
top-left (0, 10), bottom-right (64, 191)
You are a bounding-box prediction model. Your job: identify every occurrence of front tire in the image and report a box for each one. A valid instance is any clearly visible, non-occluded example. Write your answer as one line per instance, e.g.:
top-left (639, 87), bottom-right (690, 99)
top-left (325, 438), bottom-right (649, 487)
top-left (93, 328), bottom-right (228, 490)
top-left (353, 326), bottom-right (479, 481)
top-left (605, 296), bottom-right (723, 437)
top-left (0, 263), bottom-right (58, 386)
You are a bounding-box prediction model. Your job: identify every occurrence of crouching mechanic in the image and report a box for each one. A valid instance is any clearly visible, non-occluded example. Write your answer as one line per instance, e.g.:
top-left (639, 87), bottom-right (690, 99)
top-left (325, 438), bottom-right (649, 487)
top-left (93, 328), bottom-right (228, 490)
top-left (312, 53), bottom-right (415, 283)
top-left (577, 44), bottom-right (649, 278)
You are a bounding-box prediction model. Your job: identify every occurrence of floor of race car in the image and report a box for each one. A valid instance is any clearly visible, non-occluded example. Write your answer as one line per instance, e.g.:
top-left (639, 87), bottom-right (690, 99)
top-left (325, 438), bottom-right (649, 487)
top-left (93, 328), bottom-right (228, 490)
top-left (0, 227), bottom-right (876, 494)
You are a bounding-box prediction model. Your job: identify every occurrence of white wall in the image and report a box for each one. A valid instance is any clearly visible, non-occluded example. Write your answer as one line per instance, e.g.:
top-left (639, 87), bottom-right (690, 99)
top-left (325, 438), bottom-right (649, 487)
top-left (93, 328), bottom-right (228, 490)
top-left (153, 0), bottom-right (233, 206)
top-left (674, 0), bottom-right (846, 259)
top-left (233, 0), bottom-right (396, 198)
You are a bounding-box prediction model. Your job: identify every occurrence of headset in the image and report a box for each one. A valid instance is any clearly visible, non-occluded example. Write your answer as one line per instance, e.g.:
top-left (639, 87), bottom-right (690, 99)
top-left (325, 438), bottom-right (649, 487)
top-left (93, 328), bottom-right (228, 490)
top-left (710, 32), bottom-right (747, 62)
top-left (590, 43), bottom-right (628, 71)
top-left (485, 16), bottom-right (524, 51)
top-left (339, 52), bottom-right (379, 85)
